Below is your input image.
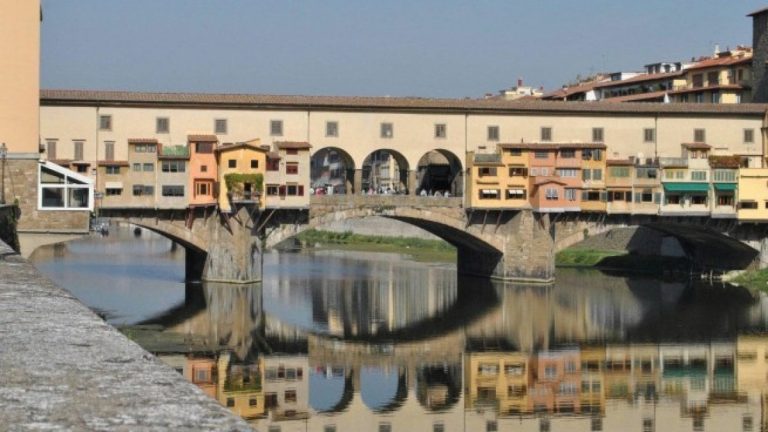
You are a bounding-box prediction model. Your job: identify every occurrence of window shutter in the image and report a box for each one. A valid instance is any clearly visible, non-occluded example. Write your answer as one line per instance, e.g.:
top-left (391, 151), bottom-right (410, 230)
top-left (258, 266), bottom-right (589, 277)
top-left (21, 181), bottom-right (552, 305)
top-left (625, 192), bottom-right (633, 202)
top-left (298, 185), bottom-right (304, 196)
top-left (279, 185), bottom-right (286, 196)
top-left (654, 192), bottom-right (662, 204)
top-left (600, 191), bottom-right (607, 202)
top-left (634, 193), bottom-right (642, 203)
top-left (606, 192), bottom-right (613, 202)
top-left (581, 191), bottom-right (588, 200)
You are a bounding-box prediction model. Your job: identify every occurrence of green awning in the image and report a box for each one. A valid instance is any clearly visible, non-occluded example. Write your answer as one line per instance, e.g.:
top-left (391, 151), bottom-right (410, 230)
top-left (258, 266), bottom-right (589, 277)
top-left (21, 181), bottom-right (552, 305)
top-left (714, 183), bottom-right (737, 191)
top-left (663, 182), bottom-right (710, 192)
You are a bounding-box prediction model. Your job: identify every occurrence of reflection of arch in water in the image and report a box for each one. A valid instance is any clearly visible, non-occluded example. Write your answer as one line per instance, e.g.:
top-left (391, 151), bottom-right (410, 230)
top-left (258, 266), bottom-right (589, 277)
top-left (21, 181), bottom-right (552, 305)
top-left (361, 149), bottom-right (410, 194)
top-left (360, 367), bottom-right (408, 413)
top-left (416, 364), bottom-right (462, 412)
top-left (310, 147), bottom-right (356, 194)
top-left (309, 367), bottom-right (355, 413)
top-left (416, 149), bottom-right (463, 197)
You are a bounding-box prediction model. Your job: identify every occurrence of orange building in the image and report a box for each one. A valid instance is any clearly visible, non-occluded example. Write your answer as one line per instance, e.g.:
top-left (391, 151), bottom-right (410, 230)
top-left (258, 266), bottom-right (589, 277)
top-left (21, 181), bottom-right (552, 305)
top-left (188, 134), bottom-right (219, 206)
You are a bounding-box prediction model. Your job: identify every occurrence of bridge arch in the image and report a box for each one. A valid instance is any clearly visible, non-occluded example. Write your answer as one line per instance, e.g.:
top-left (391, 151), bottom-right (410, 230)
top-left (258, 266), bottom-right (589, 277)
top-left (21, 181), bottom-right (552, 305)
top-left (309, 368), bottom-right (355, 413)
top-left (310, 146), bottom-right (356, 195)
top-left (416, 149), bottom-right (464, 197)
top-left (361, 149), bottom-right (410, 195)
top-left (416, 364), bottom-right (462, 412)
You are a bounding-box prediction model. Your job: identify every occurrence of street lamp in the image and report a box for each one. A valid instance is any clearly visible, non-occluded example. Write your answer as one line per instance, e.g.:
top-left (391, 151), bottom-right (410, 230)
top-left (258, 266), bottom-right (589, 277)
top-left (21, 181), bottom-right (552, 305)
top-left (0, 142), bottom-right (6, 205)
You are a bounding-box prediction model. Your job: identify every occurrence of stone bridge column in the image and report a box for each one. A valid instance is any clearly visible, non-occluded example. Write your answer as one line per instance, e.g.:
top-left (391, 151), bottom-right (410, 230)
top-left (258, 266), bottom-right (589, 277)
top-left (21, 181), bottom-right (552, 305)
top-left (458, 210), bottom-right (555, 283)
top-left (354, 169), bottom-right (363, 195)
top-left (408, 170), bottom-right (417, 195)
top-left (200, 205), bottom-right (263, 283)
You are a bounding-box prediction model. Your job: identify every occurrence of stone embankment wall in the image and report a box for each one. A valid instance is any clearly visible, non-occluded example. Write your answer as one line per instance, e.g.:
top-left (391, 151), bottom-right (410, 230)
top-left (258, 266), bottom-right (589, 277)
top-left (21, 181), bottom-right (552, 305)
top-left (316, 216), bottom-right (441, 240)
top-left (570, 226), bottom-right (686, 257)
top-left (0, 204), bottom-right (19, 252)
top-left (0, 239), bottom-right (250, 430)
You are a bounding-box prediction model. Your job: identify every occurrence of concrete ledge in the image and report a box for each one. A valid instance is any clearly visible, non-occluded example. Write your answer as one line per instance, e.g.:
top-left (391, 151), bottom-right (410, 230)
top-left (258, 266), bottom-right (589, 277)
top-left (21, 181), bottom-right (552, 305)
top-left (0, 242), bottom-right (250, 430)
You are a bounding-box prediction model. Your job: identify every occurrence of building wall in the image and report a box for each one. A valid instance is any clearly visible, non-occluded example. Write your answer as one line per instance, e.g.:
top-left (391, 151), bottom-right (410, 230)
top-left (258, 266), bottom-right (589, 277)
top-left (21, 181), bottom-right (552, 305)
top-left (753, 11), bottom-right (768, 102)
top-left (217, 146), bottom-right (267, 211)
top-left (0, 0), bottom-right (39, 154)
top-left (157, 159), bottom-right (189, 209)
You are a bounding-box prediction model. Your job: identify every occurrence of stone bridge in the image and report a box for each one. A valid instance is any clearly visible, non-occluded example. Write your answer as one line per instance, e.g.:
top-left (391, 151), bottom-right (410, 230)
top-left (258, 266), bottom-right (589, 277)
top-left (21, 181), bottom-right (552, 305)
top-left (101, 196), bottom-right (768, 284)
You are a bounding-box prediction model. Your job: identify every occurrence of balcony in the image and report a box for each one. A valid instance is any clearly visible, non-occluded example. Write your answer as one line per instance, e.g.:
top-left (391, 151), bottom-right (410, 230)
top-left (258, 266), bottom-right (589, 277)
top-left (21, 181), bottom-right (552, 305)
top-left (659, 158), bottom-right (688, 168)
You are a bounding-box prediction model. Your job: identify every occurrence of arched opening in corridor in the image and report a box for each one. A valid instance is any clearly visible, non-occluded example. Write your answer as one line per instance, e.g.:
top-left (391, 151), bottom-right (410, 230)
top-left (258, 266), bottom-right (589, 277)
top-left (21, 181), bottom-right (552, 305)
top-left (310, 147), bottom-right (356, 195)
top-left (416, 364), bottom-right (462, 412)
top-left (361, 149), bottom-right (410, 195)
top-left (416, 149), bottom-right (463, 197)
top-left (361, 367), bottom-right (408, 412)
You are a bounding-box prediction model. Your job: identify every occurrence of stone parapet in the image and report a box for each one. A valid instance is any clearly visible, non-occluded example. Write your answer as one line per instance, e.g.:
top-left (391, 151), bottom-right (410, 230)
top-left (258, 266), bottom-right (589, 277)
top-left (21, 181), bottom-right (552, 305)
top-left (0, 241), bottom-right (250, 430)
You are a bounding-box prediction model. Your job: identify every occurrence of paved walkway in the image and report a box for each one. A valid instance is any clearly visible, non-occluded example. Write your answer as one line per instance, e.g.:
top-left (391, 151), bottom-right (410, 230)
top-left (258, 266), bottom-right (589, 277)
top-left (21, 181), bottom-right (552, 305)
top-left (0, 240), bottom-right (250, 431)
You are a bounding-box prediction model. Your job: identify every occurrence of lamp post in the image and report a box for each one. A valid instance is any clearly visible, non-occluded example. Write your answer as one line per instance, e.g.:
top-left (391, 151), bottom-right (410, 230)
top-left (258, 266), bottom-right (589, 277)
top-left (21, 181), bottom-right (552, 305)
top-left (0, 142), bottom-right (6, 205)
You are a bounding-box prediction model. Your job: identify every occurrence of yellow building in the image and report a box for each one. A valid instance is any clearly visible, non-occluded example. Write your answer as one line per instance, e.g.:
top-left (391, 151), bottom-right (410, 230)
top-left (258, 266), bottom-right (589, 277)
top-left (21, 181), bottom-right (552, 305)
top-left (580, 144), bottom-right (607, 212)
top-left (464, 352), bottom-right (532, 415)
top-left (737, 168), bottom-right (768, 221)
top-left (217, 352), bottom-right (265, 421)
top-left (670, 47), bottom-right (753, 104)
top-left (466, 146), bottom-right (530, 209)
top-left (605, 160), bottom-right (634, 214)
top-left (215, 139), bottom-right (267, 212)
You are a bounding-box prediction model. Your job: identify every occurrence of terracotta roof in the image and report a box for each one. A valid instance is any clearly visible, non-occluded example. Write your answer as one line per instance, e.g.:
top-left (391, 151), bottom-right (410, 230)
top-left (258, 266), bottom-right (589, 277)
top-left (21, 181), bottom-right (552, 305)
top-left (682, 142), bottom-right (712, 150)
top-left (498, 142), bottom-right (607, 150)
top-left (594, 71), bottom-right (683, 89)
top-left (533, 177), bottom-right (567, 186)
top-left (668, 84), bottom-right (744, 95)
top-left (215, 142), bottom-right (267, 153)
top-left (602, 90), bottom-right (668, 103)
top-left (187, 134), bottom-right (218, 142)
top-left (606, 159), bottom-right (634, 166)
top-left (97, 160), bottom-right (129, 166)
top-left (275, 141), bottom-right (312, 150)
top-left (542, 81), bottom-right (604, 100)
top-left (685, 54), bottom-right (752, 71)
top-left (127, 138), bottom-right (158, 144)
top-left (39, 89), bottom-right (768, 115)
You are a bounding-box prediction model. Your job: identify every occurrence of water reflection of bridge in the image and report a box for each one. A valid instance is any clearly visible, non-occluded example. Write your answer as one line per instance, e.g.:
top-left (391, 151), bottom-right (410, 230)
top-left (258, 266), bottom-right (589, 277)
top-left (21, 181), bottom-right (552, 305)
top-left (137, 267), bottom-right (768, 430)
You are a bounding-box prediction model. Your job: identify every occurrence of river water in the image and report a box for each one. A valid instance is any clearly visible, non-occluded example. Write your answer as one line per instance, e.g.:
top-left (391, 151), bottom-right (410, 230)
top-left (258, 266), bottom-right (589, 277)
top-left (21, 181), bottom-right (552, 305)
top-left (29, 225), bottom-right (768, 432)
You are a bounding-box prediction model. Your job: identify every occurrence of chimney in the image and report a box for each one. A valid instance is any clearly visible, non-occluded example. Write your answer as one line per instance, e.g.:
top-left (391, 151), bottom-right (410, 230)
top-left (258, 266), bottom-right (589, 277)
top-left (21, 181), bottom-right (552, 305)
top-left (517, 77), bottom-right (523, 87)
top-left (714, 43), bottom-right (720, 56)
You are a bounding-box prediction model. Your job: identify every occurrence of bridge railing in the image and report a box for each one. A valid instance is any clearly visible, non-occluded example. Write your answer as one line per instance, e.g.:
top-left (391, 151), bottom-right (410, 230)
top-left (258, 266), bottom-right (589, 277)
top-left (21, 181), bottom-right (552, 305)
top-left (310, 194), bottom-right (463, 208)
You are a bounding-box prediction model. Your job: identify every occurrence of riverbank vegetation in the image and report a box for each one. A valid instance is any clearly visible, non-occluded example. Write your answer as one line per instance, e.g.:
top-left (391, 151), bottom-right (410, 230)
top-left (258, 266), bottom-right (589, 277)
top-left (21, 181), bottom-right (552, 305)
top-left (294, 229), bottom-right (456, 262)
top-left (556, 248), bottom-right (691, 274)
top-left (730, 268), bottom-right (768, 293)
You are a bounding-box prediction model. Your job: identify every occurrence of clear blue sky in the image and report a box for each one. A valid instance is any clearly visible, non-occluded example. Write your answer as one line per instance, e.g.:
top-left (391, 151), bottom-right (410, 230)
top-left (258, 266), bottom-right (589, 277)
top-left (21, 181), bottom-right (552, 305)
top-left (40, 0), bottom-right (768, 98)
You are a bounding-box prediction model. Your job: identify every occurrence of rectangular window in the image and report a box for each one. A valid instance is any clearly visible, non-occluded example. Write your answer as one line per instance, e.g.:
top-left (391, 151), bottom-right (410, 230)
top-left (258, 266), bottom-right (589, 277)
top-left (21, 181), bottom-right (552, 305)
top-left (270, 120), bottom-right (283, 136)
top-left (592, 127), bottom-right (604, 142)
top-left (558, 169), bottom-right (577, 178)
top-left (610, 166), bottom-right (630, 177)
top-left (47, 140), bottom-right (57, 160)
top-left (286, 148), bottom-right (298, 155)
top-left (133, 163), bottom-right (141, 172)
top-left (156, 117), bottom-right (169, 133)
top-left (694, 128), bottom-right (706, 143)
top-left (644, 128), bottom-right (655, 143)
top-left (105, 165), bottom-right (120, 175)
top-left (560, 149), bottom-right (576, 158)
top-left (435, 123), bottom-right (447, 138)
top-left (73, 141), bottom-right (84, 160)
top-left (592, 169), bottom-right (602, 181)
top-left (228, 159), bottom-right (237, 168)
top-left (195, 142), bottom-right (213, 153)
top-left (713, 169), bottom-right (736, 182)
top-left (582, 169), bottom-right (591, 181)
top-left (214, 118), bottom-right (227, 134)
top-left (507, 148), bottom-right (522, 156)
top-left (381, 122), bottom-right (393, 138)
top-left (541, 127), bottom-right (552, 142)
top-left (691, 170), bottom-right (707, 181)
top-left (745, 128), bottom-right (755, 144)
top-left (565, 188), bottom-right (576, 201)
top-left (478, 167), bottom-right (497, 177)
top-left (161, 160), bottom-right (185, 173)
top-left (509, 167), bottom-right (528, 177)
top-left (534, 150), bottom-right (548, 159)
top-left (142, 163), bottom-right (154, 172)
top-left (132, 185), bottom-right (154, 196)
top-left (266, 185), bottom-right (279, 196)
top-left (99, 115), bottom-right (112, 131)
top-left (200, 165), bottom-right (208, 172)
top-left (104, 141), bottom-right (115, 161)
top-left (251, 159), bottom-right (259, 169)
top-left (105, 188), bottom-right (122, 196)
top-left (479, 189), bottom-right (499, 199)
top-left (506, 188), bottom-right (526, 199)
top-left (195, 182), bottom-right (211, 196)
top-left (487, 126), bottom-right (500, 141)
top-left (161, 185), bottom-right (184, 197)
top-left (326, 121), bottom-right (338, 137)
top-left (286, 163), bottom-right (299, 174)
top-left (284, 390), bottom-right (297, 403)
top-left (545, 188), bottom-right (559, 200)
top-left (267, 159), bottom-right (280, 171)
